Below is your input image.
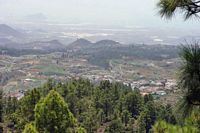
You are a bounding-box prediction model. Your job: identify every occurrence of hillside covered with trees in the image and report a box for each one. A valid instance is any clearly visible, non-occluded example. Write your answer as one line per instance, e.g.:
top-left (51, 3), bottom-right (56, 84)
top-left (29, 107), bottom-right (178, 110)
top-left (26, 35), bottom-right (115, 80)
top-left (0, 77), bottom-right (199, 133)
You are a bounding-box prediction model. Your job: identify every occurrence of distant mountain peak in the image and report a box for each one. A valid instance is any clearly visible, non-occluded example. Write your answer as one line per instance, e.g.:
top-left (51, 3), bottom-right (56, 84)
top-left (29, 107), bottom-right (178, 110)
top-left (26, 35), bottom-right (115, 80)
top-left (0, 24), bottom-right (23, 38)
top-left (23, 39), bottom-right (65, 50)
top-left (95, 39), bottom-right (120, 45)
top-left (0, 24), bottom-right (10, 27)
top-left (68, 38), bottom-right (92, 48)
top-left (49, 39), bottom-right (62, 44)
top-left (74, 38), bottom-right (92, 44)
top-left (68, 38), bottom-right (121, 48)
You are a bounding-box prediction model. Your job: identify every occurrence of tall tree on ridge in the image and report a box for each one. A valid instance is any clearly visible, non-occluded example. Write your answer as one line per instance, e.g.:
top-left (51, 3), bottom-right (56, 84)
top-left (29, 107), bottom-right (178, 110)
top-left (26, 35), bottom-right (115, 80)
top-left (158, 0), bottom-right (200, 118)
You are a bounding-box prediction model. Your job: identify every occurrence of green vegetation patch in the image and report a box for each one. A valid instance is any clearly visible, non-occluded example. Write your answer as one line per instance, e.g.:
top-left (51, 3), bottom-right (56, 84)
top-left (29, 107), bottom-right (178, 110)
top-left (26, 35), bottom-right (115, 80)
top-left (33, 64), bottom-right (65, 76)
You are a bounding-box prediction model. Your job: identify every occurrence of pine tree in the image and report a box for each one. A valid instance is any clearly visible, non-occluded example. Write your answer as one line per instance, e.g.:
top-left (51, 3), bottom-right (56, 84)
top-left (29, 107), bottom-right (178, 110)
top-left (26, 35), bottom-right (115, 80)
top-left (34, 90), bottom-right (76, 133)
top-left (20, 88), bottom-right (41, 121)
top-left (157, 0), bottom-right (200, 19)
top-left (125, 91), bottom-right (143, 118)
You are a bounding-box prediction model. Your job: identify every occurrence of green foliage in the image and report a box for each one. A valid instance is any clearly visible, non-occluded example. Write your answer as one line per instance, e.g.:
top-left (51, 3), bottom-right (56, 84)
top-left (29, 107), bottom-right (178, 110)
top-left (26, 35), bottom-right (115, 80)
top-left (76, 127), bottom-right (87, 133)
top-left (33, 64), bottom-right (65, 76)
top-left (79, 110), bottom-right (98, 132)
top-left (177, 44), bottom-right (200, 117)
top-left (137, 101), bottom-right (157, 133)
top-left (105, 119), bottom-right (124, 133)
top-left (179, 44), bottom-right (200, 101)
top-left (156, 0), bottom-right (200, 130)
top-left (121, 110), bottom-right (131, 127)
top-left (153, 120), bottom-right (198, 133)
top-left (137, 111), bottom-right (147, 133)
top-left (20, 88), bottom-right (41, 121)
top-left (6, 112), bottom-right (28, 132)
top-left (152, 44), bottom-right (200, 132)
top-left (144, 94), bottom-right (154, 104)
top-left (41, 78), bottom-right (56, 95)
top-left (157, 0), bottom-right (200, 19)
top-left (157, 104), bottom-right (176, 124)
top-left (1, 79), bottom-right (183, 133)
top-left (34, 90), bottom-right (76, 133)
top-left (125, 90), bottom-right (143, 118)
top-left (23, 123), bottom-right (38, 133)
top-left (4, 96), bottom-right (18, 115)
top-left (185, 109), bottom-right (200, 129)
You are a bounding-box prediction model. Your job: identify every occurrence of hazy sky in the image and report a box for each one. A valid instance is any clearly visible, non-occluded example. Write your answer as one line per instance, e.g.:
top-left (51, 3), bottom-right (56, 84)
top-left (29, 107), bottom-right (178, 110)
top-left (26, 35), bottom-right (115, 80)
top-left (0, 0), bottom-right (200, 29)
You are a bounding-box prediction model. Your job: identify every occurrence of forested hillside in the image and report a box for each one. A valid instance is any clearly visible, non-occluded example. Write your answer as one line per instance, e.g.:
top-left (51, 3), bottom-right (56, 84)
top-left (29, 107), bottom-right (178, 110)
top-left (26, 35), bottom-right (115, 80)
top-left (0, 78), bottom-right (198, 133)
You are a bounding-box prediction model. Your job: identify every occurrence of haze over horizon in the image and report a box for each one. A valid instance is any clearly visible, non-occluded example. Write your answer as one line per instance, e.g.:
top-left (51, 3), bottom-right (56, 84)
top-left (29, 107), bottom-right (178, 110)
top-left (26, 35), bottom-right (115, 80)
top-left (0, 0), bottom-right (200, 30)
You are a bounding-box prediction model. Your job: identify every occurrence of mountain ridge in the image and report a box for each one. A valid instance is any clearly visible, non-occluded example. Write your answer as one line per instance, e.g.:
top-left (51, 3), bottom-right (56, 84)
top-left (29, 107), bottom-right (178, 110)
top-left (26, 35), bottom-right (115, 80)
top-left (68, 38), bottom-right (120, 48)
top-left (0, 24), bottom-right (23, 38)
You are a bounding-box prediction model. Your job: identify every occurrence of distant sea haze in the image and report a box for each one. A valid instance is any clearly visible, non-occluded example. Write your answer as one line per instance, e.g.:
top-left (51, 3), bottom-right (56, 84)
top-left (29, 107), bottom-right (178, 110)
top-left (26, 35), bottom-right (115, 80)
top-left (0, 23), bottom-right (198, 45)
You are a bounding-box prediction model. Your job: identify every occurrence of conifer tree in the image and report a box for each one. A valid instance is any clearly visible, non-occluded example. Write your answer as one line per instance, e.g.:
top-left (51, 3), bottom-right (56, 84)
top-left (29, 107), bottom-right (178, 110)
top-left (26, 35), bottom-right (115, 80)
top-left (34, 90), bottom-right (76, 133)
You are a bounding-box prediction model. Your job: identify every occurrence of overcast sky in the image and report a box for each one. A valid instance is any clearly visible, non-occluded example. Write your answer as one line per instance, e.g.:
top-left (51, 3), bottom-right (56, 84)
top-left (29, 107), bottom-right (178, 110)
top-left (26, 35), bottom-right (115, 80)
top-left (0, 0), bottom-right (200, 29)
